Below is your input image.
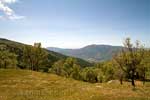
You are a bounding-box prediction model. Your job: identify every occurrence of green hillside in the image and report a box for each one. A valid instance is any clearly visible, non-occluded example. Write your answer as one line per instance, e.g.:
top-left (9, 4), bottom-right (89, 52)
top-left (0, 38), bottom-right (92, 67)
top-left (0, 69), bottom-right (149, 100)
top-left (0, 38), bottom-right (66, 59)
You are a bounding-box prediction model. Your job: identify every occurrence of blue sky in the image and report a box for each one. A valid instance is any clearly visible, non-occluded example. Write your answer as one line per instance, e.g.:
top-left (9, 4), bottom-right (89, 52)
top-left (0, 0), bottom-right (150, 48)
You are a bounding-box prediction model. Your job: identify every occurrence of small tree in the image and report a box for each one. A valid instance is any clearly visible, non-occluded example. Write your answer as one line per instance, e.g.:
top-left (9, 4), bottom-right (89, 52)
top-left (0, 51), bottom-right (17, 69)
top-left (138, 49), bottom-right (150, 84)
top-left (63, 57), bottom-right (77, 77)
top-left (114, 38), bottom-right (144, 87)
top-left (70, 64), bottom-right (81, 80)
top-left (51, 60), bottom-right (65, 76)
top-left (80, 67), bottom-right (98, 83)
top-left (22, 44), bottom-right (49, 71)
top-left (102, 61), bottom-right (116, 82)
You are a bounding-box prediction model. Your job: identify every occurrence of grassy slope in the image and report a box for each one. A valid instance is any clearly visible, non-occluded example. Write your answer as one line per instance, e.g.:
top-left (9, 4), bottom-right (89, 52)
top-left (0, 69), bottom-right (150, 100)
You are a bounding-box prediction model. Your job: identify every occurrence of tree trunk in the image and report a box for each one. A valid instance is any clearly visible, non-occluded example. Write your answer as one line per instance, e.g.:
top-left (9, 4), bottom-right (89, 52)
top-left (4, 61), bottom-right (6, 69)
top-left (120, 79), bottom-right (123, 85)
top-left (131, 71), bottom-right (135, 87)
top-left (143, 71), bottom-right (145, 85)
top-left (120, 75), bottom-right (123, 85)
top-left (131, 78), bottom-right (135, 87)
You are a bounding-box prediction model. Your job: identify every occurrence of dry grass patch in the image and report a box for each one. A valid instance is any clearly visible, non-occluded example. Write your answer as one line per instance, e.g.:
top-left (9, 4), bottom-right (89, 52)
top-left (0, 69), bottom-right (150, 100)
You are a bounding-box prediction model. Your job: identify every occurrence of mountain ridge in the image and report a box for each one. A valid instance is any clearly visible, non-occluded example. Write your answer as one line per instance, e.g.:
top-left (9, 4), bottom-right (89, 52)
top-left (47, 44), bottom-right (123, 62)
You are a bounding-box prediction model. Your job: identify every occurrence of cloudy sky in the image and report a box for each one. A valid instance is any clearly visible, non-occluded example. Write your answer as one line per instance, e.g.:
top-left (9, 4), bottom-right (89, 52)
top-left (0, 0), bottom-right (149, 48)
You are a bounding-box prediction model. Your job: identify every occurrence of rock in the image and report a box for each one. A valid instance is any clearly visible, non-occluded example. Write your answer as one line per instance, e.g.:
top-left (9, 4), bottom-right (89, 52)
top-left (107, 80), bottom-right (120, 84)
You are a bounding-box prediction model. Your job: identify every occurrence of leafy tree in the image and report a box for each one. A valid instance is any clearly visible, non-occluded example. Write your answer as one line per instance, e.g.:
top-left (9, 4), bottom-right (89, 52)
top-left (51, 60), bottom-right (65, 76)
top-left (80, 67), bottom-right (98, 83)
top-left (93, 68), bottom-right (104, 83)
top-left (94, 61), bottom-right (116, 82)
top-left (50, 57), bottom-right (82, 78)
top-left (70, 64), bottom-right (81, 80)
top-left (22, 45), bottom-right (33, 70)
top-left (63, 57), bottom-right (77, 77)
top-left (102, 61), bottom-right (116, 81)
top-left (138, 49), bottom-right (150, 84)
top-left (22, 44), bottom-right (49, 71)
top-left (114, 38), bottom-right (144, 87)
top-left (0, 51), bottom-right (17, 69)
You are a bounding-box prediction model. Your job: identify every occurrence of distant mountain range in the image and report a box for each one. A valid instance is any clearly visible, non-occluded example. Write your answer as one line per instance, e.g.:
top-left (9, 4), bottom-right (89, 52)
top-left (47, 45), bottom-right (123, 62)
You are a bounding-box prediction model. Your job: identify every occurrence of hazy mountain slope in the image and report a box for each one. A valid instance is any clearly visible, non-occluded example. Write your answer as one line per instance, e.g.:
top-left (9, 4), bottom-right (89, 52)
top-left (47, 45), bottom-right (123, 62)
top-left (0, 38), bottom-right (92, 67)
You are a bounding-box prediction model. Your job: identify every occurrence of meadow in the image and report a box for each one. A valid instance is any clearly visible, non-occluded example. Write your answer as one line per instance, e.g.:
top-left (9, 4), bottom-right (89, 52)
top-left (0, 69), bottom-right (149, 100)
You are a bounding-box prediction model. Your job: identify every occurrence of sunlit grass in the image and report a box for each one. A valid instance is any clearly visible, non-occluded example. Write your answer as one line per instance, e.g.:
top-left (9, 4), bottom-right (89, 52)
top-left (0, 69), bottom-right (150, 100)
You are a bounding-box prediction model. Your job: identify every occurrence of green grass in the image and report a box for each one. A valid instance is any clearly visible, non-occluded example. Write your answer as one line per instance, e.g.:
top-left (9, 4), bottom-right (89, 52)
top-left (0, 69), bottom-right (150, 100)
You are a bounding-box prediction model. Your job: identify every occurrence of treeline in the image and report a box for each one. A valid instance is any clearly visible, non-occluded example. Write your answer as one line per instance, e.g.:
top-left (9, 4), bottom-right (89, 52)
top-left (50, 38), bottom-right (150, 86)
top-left (0, 43), bottom-right (51, 72)
top-left (50, 57), bottom-right (116, 83)
top-left (0, 38), bottom-right (150, 87)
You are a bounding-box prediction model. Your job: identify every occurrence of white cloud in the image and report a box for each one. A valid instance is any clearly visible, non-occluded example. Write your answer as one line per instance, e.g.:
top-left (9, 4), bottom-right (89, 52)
top-left (1, 0), bottom-right (17, 4)
top-left (0, 0), bottom-right (24, 20)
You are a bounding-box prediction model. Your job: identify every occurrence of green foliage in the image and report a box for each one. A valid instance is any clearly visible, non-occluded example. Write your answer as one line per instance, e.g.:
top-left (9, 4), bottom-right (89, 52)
top-left (1, 38), bottom-right (149, 86)
top-left (22, 45), bottom-right (50, 71)
top-left (0, 38), bottom-right (67, 69)
top-left (51, 58), bottom-right (117, 83)
top-left (0, 38), bottom-right (91, 70)
top-left (114, 38), bottom-right (148, 86)
top-left (70, 64), bottom-right (81, 80)
top-left (102, 61), bottom-right (116, 81)
top-left (0, 51), bottom-right (17, 69)
top-left (50, 60), bottom-right (65, 76)
top-left (50, 57), bottom-right (82, 78)
top-left (80, 67), bottom-right (98, 83)
top-left (137, 49), bottom-right (150, 82)
top-left (63, 57), bottom-right (77, 77)
top-left (93, 61), bottom-right (117, 82)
